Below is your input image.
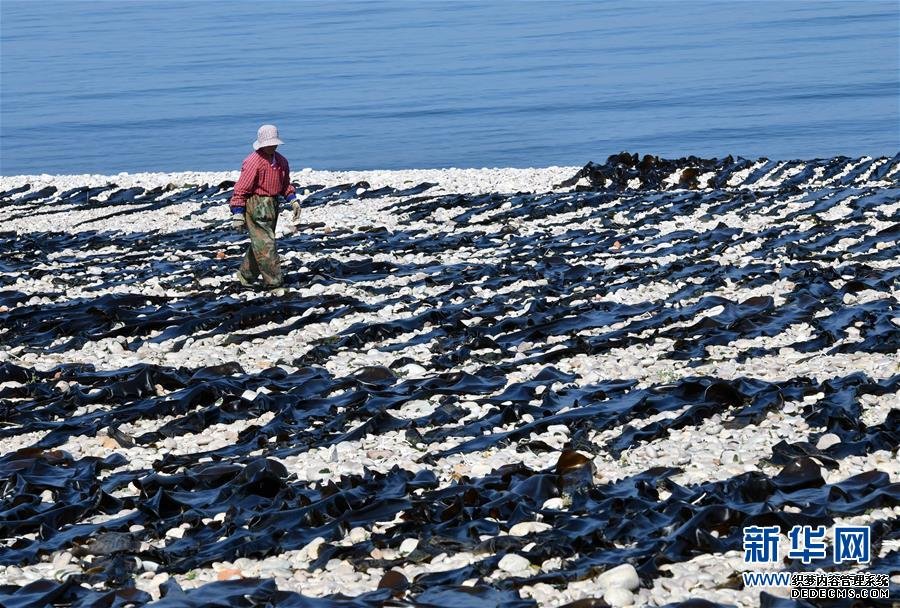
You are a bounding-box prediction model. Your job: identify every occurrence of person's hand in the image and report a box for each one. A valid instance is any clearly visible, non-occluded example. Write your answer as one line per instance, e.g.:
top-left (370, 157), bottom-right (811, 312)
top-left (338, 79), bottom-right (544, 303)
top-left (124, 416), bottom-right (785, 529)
top-left (232, 212), bottom-right (246, 230)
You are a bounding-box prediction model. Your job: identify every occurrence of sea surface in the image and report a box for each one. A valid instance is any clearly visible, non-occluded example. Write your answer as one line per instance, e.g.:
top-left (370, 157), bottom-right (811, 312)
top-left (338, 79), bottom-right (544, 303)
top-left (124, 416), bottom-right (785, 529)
top-left (1, 0), bottom-right (898, 175)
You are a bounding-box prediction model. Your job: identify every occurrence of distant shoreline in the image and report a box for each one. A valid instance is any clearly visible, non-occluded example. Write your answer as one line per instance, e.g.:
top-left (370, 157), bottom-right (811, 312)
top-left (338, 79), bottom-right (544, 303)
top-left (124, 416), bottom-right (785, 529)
top-left (2, 154), bottom-right (897, 197)
top-left (0, 166), bottom-right (582, 197)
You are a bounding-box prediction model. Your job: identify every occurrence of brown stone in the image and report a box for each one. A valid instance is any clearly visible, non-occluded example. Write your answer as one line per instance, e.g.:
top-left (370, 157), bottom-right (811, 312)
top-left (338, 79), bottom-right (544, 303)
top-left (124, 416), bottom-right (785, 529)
top-left (100, 436), bottom-right (120, 450)
top-left (217, 568), bottom-right (242, 581)
top-left (556, 449), bottom-right (591, 473)
top-left (450, 463), bottom-right (468, 481)
top-left (378, 570), bottom-right (409, 596)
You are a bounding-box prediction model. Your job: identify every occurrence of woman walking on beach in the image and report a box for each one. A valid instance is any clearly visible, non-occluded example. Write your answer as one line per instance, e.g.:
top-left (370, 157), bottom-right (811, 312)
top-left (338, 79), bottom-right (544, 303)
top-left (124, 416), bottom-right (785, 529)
top-left (230, 124), bottom-right (297, 289)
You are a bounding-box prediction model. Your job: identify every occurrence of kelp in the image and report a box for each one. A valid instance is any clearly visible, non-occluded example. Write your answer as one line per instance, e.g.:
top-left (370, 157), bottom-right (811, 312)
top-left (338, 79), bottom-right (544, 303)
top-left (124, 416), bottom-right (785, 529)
top-left (0, 154), bottom-right (897, 606)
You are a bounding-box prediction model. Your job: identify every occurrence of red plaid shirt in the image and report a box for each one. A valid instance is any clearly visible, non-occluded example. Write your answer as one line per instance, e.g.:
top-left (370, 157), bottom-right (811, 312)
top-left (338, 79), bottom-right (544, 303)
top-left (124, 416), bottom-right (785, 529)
top-left (230, 150), bottom-right (296, 210)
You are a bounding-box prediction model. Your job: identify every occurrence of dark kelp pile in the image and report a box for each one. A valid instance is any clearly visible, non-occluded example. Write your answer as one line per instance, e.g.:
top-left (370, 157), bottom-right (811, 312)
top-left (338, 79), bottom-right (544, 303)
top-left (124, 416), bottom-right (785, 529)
top-left (0, 153), bottom-right (898, 607)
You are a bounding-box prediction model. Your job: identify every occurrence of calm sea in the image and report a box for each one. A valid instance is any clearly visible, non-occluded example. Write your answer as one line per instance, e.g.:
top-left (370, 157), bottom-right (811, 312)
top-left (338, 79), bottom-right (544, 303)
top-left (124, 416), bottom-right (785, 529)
top-left (1, 0), bottom-right (898, 175)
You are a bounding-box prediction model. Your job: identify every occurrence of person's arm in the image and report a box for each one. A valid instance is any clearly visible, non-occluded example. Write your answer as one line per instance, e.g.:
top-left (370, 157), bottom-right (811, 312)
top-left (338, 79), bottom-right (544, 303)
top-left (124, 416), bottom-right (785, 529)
top-left (281, 157), bottom-right (297, 201)
top-left (231, 157), bottom-right (258, 213)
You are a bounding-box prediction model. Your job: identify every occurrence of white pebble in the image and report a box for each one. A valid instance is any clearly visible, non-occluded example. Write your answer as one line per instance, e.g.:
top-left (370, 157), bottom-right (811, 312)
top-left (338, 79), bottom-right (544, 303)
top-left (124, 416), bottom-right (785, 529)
top-left (542, 497), bottom-right (564, 510)
top-left (604, 586), bottom-right (635, 607)
top-left (498, 553), bottom-right (531, 574)
top-left (165, 527), bottom-right (185, 539)
top-left (349, 527), bottom-right (367, 543)
top-left (304, 537), bottom-right (326, 560)
top-left (816, 433), bottom-right (841, 450)
top-left (399, 538), bottom-right (419, 555)
top-left (597, 563), bottom-right (640, 591)
top-left (509, 521), bottom-right (552, 536)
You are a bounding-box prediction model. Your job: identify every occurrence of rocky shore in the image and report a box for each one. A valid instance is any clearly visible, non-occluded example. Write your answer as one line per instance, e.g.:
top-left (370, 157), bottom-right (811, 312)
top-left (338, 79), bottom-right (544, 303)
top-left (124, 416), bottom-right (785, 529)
top-left (0, 154), bottom-right (898, 607)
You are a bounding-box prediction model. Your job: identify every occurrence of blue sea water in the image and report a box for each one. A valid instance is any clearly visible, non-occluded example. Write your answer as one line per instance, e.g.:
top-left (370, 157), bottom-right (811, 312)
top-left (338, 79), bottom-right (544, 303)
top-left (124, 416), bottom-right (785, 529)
top-left (1, 0), bottom-right (898, 175)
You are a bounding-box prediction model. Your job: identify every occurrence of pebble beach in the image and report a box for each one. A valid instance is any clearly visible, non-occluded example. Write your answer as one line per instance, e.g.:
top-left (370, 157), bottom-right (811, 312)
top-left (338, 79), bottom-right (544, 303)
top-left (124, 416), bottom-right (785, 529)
top-left (0, 154), bottom-right (898, 607)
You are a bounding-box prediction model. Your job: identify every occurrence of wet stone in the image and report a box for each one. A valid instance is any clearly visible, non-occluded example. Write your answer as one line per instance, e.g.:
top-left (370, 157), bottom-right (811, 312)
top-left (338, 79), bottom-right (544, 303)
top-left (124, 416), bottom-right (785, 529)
top-left (498, 553), bottom-right (532, 574)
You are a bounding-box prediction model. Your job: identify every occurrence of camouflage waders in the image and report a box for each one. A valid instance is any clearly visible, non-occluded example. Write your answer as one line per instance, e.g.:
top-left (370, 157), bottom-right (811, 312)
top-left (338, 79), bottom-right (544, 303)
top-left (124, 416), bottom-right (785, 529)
top-left (239, 195), bottom-right (282, 287)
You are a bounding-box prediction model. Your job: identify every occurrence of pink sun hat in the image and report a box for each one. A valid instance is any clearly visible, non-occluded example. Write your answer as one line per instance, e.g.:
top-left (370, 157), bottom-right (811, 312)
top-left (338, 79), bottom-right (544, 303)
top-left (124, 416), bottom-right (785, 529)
top-left (253, 124), bottom-right (284, 150)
